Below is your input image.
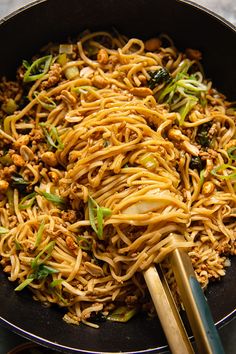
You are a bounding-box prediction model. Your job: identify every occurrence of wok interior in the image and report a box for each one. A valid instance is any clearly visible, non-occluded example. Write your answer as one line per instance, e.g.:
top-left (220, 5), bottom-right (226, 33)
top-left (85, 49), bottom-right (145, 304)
top-left (0, 0), bottom-right (235, 353)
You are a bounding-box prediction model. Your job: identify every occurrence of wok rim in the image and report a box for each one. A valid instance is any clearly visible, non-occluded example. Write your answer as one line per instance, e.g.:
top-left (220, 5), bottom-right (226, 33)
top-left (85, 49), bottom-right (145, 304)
top-left (0, 0), bottom-right (236, 353)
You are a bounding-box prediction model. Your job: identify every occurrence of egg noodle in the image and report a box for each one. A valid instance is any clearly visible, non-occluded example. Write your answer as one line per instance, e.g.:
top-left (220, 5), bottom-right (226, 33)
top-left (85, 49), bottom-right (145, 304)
top-left (0, 31), bottom-right (235, 327)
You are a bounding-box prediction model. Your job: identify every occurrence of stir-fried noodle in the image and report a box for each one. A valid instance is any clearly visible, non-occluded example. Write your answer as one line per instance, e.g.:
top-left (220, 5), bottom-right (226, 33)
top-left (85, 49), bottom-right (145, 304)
top-left (0, 31), bottom-right (235, 327)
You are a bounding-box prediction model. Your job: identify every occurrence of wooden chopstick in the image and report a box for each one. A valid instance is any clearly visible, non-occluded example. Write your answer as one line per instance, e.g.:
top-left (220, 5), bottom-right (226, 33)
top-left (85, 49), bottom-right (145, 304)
top-left (143, 265), bottom-right (194, 354)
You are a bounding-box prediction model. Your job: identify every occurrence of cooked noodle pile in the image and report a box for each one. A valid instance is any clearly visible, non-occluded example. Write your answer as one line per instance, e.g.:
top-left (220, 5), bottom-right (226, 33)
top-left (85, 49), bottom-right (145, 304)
top-left (0, 31), bottom-right (235, 327)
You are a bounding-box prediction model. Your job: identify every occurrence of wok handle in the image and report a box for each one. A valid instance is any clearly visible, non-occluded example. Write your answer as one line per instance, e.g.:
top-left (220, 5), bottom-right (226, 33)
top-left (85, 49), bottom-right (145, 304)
top-left (170, 248), bottom-right (225, 354)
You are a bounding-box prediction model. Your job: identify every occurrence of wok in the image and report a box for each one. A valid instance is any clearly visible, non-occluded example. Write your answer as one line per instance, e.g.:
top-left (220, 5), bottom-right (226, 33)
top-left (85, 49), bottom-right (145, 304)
top-left (0, 0), bottom-right (236, 352)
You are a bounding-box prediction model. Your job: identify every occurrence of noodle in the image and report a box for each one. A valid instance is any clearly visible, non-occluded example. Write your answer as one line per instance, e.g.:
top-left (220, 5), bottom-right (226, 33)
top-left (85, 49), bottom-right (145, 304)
top-left (0, 30), bottom-right (235, 326)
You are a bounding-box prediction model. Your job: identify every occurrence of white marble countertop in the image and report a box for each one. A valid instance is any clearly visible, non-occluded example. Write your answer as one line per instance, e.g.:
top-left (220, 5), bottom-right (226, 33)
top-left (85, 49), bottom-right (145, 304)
top-left (0, 0), bottom-right (235, 353)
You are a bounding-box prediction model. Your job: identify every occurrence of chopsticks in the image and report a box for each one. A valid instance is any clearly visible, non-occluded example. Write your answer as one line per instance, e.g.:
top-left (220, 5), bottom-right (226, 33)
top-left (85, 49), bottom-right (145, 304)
top-left (144, 265), bottom-right (194, 354)
top-left (169, 234), bottom-right (225, 354)
top-left (144, 233), bottom-right (225, 354)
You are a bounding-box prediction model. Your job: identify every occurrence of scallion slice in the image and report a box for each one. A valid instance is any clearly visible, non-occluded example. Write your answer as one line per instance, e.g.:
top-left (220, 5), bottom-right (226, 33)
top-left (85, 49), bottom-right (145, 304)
top-left (23, 55), bottom-right (52, 83)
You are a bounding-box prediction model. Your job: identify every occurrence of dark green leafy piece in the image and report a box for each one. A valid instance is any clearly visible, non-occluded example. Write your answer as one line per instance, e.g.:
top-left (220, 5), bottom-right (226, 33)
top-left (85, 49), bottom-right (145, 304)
top-left (148, 68), bottom-right (171, 89)
top-left (196, 123), bottom-right (211, 147)
top-left (11, 174), bottom-right (29, 194)
top-left (32, 264), bottom-right (59, 280)
top-left (190, 156), bottom-right (204, 173)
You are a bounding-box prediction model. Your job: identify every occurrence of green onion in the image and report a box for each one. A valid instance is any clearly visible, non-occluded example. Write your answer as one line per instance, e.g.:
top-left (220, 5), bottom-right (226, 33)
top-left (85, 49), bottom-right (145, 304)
top-left (23, 55), bottom-right (52, 83)
top-left (157, 63), bottom-right (207, 124)
top-left (18, 192), bottom-right (36, 210)
top-left (77, 236), bottom-right (92, 251)
top-left (178, 96), bottom-right (198, 125)
top-left (31, 240), bottom-right (55, 269)
top-left (72, 86), bottom-right (98, 94)
top-left (139, 153), bottom-right (157, 170)
top-left (11, 174), bottom-right (29, 186)
top-left (64, 66), bottom-right (79, 80)
top-left (227, 146), bottom-right (236, 161)
top-left (22, 60), bottom-right (30, 69)
top-left (57, 53), bottom-right (68, 66)
top-left (88, 196), bottom-right (112, 240)
top-left (50, 279), bottom-right (63, 288)
top-left (1, 98), bottom-right (18, 114)
top-left (200, 169), bottom-right (205, 186)
top-left (0, 226), bottom-right (9, 234)
top-left (107, 306), bottom-right (138, 323)
top-left (34, 92), bottom-right (57, 111)
top-left (6, 189), bottom-right (14, 214)
top-left (15, 278), bottom-right (34, 291)
top-left (34, 221), bottom-right (45, 248)
top-left (0, 153), bottom-right (12, 166)
top-left (32, 264), bottom-right (58, 280)
top-left (211, 164), bottom-right (236, 180)
top-left (38, 190), bottom-right (66, 207)
top-left (40, 123), bottom-right (64, 150)
top-left (14, 240), bottom-right (22, 250)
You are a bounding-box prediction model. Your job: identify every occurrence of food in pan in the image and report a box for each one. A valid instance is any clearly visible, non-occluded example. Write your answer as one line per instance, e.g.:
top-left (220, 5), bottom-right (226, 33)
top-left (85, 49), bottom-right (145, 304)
top-left (0, 30), bottom-right (235, 327)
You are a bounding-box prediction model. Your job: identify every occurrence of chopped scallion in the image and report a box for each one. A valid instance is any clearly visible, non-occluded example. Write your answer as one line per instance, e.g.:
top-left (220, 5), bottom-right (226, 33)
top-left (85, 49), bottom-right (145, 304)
top-left (23, 55), bottom-right (52, 83)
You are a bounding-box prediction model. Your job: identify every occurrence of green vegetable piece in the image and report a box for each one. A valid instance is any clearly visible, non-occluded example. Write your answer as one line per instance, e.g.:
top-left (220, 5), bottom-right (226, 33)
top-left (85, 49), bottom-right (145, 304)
top-left (88, 197), bottom-right (98, 235)
top-left (148, 68), bottom-right (171, 89)
top-left (33, 264), bottom-right (58, 280)
top-left (77, 236), bottom-right (92, 251)
top-left (0, 153), bottom-right (12, 166)
top-left (40, 123), bottom-right (64, 150)
top-left (227, 146), bottom-right (236, 161)
top-left (31, 240), bottom-right (55, 269)
top-left (88, 196), bottom-right (112, 240)
top-left (178, 96), bottom-right (198, 125)
top-left (50, 279), bottom-right (63, 288)
top-left (11, 174), bottom-right (29, 186)
top-left (211, 164), bottom-right (236, 180)
top-left (23, 55), bottom-right (52, 83)
top-left (0, 226), bottom-right (9, 234)
top-left (34, 92), bottom-right (57, 111)
top-left (1, 98), bottom-right (18, 114)
top-left (107, 306), bottom-right (138, 322)
top-left (34, 221), bottom-right (45, 248)
top-left (190, 156), bottom-right (203, 173)
top-left (39, 190), bottom-right (66, 207)
top-left (18, 192), bottom-right (36, 210)
top-left (15, 278), bottom-right (34, 291)
top-left (196, 123), bottom-right (211, 147)
top-left (14, 240), bottom-right (22, 250)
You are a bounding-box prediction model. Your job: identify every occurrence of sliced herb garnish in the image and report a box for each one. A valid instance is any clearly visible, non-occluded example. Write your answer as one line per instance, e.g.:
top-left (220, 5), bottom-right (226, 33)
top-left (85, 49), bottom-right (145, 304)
top-left (77, 236), bottom-right (92, 251)
top-left (0, 226), bottom-right (9, 234)
top-left (18, 192), bottom-right (36, 210)
top-left (39, 122), bottom-right (64, 150)
top-left (23, 55), bottom-right (52, 83)
top-left (211, 164), bottom-right (236, 180)
top-left (31, 240), bottom-right (55, 269)
top-left (34, 221), bottom-right (45, 248)
top-left (88, 196), bottom-right (112, 239)
top-left (34, 92), bottom-right (57, 111)
top-left (38, 190), bottom-right (66, 207)
top-left (107, 306), bottom-right (138, 323)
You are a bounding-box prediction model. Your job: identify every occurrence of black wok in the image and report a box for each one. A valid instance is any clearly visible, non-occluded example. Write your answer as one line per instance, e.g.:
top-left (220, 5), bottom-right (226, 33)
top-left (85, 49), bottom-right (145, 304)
top-left (0, 0), bottom-right (236, 353)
